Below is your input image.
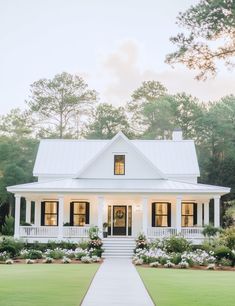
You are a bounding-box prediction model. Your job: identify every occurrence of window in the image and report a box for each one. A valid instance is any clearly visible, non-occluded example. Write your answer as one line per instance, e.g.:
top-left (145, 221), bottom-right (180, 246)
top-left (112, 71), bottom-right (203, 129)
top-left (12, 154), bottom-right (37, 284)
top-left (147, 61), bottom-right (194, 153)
top-left (152, 202), bottom-right (171, 227)
top-left (41, 201), bottom-right (58, 226)
top-left (70, 202), bottom-right (89, 226)
top-left (182, 203), bottom-right (197, 227)
top-left (114, 155), bottom-right (125, 175)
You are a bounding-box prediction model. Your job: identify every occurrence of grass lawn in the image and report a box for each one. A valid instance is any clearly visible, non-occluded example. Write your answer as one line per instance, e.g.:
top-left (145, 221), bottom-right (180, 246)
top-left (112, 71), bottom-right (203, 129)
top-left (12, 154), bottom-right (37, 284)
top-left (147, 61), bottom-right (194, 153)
top-left (137, 267), bottom-right (235, 306)
top-left (0, 264), bottom-right (99, 306)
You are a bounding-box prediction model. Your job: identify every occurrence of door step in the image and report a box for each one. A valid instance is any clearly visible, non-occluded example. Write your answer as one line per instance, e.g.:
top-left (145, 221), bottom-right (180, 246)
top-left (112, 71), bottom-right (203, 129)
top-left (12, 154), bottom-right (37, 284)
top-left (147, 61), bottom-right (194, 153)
top-left (102, 237), bottom-right (136, 258)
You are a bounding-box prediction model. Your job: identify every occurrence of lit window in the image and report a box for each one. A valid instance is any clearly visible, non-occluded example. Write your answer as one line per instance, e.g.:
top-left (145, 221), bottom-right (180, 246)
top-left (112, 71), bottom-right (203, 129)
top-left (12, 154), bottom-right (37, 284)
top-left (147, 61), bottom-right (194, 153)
top-left (181, 203), bottom-right (196, 227)
top-left (41, 201), bottom-right (58, 226)
top-left (152, 202), bottom-right (171, 227)
top-left (114, 155), bottom-right (125, 175)
top-left (70, 202), bottom-right (89, 226)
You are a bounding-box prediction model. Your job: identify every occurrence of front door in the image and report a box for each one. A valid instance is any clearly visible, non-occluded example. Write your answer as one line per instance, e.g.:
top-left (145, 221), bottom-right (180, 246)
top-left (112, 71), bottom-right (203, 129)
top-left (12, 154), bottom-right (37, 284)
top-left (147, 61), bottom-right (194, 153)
top-left (113, 206), bottom-right (127, 235)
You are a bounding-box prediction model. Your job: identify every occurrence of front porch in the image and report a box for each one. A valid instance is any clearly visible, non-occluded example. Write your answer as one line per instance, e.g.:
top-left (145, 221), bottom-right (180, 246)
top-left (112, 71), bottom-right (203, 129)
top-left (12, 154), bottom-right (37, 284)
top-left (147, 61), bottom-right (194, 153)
top-left (13, 193), bottom-right (221, 243)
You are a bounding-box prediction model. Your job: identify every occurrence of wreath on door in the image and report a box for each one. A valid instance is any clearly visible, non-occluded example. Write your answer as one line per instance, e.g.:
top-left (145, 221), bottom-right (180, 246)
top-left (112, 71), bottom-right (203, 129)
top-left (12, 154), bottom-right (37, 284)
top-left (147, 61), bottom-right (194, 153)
top-left (115, 209), bottom-right (124, 219)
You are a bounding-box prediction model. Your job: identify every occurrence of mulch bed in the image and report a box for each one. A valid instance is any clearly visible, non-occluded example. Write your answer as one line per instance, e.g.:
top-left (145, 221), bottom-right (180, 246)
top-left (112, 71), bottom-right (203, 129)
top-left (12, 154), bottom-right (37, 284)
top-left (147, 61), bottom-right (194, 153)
top-left (136, 263), bottom-right (235, 271)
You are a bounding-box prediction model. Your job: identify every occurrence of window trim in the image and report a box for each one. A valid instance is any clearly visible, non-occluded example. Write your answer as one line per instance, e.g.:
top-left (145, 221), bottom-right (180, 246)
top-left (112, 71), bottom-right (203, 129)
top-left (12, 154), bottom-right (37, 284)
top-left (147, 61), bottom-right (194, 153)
top-left (41, 201), bottom-right (58, 226)
top-left (114, 154), bottom-right (125, 175)
top-left (181, 202), bottom-right (197, 227)
top-left (152, 202), bottom-right (171, 227)
top-left (70, 201), bottom-right (90, 226)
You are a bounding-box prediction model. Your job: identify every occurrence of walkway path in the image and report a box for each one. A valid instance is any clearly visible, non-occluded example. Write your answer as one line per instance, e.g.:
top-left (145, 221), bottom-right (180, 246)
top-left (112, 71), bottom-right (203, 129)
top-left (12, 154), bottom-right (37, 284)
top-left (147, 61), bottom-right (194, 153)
top-left (81, 258), bottom-right (155, 306)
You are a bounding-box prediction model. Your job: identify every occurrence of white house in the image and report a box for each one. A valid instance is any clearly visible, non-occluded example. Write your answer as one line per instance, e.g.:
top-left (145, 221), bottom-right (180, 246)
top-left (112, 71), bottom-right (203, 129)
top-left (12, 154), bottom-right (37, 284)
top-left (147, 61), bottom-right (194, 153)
top-left (7, 130), bottom-right (230, 243)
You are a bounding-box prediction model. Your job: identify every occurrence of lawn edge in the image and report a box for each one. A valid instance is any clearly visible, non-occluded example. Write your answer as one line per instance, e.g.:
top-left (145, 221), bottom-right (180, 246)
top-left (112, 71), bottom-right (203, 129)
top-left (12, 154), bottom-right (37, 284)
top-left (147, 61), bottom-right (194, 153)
top-left (135, 265), bottom-right (156, 306)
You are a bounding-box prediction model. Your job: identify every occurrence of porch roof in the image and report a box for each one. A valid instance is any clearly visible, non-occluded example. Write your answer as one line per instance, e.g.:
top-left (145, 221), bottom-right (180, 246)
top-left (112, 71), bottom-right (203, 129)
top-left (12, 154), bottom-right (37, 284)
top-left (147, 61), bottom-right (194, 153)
top-left (7, 178), bottom-right (230, 195)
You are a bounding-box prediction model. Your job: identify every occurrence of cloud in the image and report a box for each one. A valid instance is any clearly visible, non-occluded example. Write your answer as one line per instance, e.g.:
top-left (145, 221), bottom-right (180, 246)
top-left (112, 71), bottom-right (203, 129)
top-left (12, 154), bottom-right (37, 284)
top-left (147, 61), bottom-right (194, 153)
top-left (100, 40), bottom-right (235, 105)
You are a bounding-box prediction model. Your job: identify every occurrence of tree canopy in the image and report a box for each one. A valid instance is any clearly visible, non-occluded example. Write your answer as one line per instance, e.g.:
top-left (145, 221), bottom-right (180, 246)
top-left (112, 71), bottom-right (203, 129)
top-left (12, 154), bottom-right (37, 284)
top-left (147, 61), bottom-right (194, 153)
top-left (166, 0), bottom-right (235, 80)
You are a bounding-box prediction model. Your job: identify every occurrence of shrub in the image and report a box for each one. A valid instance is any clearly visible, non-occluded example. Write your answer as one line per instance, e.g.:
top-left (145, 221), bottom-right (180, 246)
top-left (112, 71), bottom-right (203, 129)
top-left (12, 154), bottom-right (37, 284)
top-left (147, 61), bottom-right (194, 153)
top-left (135, 233), bottom-right (149, 250)
top-left (74, 250), bottom-right (89, 260)
top-left (219, 227), bottom-right (235, 250)
top-left (26, 259), bottom-right (35, 264)
top-left (214, 246), bottom-right (231, 260)
top-left (61, 256), bottom-right (71, 264)
top-left (43, 257), bottom-right (54, 263)
top-left (202, 224), bottom-right (219, 238)
top-left (5, 259), bottom-right (14, 264)
top-left (77, 240), bottom-right (89, 250)
top-left (164, 236), bottom-right (191, 253)
top-left (164, 260), bottom-right (175, 268)
top-left (1, 216), bottom-right (14, 236)
top-left (27, 249), bottom-right (43, 259)
top-left (89, 248), bottom-right (103, 257)
top-left (149, 261), bottom-right (160, 267)
top-left (170, 253), bottom-right (182, 265)
top-left (0, 237), bottom-right (24, 257)
top-left (219, 258), bottom-right (233, 267)
top-left (88, 226), bottom-right (100, 240)
top-left (45, 248), bottom-right (65, 259)
top-left (0, 251), bottom-right (9, 261)
top-left (81, 256), bottom-right (92, 263)
top-left (133, 258), bottom-right (143, 265)
top-left (91, 255), bottom-right (101, 262)
top-left (178, 260), bottom-right (189, 269)
top-left (207, 263), bottom-right (215, 270)
top-left (88, 239), bottom-right (103, 250)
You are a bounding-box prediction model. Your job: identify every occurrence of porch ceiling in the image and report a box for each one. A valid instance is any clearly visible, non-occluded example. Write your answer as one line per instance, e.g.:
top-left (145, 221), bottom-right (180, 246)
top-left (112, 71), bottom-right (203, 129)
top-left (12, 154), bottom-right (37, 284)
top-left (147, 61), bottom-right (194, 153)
top-left (7, 178), bottom-right (230, 195)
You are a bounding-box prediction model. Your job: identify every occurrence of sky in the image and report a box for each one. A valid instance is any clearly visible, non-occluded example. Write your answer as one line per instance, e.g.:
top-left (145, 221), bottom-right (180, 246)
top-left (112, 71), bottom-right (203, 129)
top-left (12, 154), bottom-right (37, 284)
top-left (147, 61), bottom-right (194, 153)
top-left (0, 0), bottom-right (235, 115)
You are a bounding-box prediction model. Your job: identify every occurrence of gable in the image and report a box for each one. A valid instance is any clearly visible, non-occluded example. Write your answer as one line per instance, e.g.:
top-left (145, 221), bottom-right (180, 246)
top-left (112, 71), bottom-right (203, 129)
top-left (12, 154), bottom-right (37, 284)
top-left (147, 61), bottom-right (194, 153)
top-left (78, 134), bottom-right (165, 179)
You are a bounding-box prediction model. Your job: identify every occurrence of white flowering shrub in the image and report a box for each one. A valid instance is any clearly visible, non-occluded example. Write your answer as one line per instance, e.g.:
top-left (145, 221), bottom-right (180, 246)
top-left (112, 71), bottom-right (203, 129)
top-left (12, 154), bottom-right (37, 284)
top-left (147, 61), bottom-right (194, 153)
top-left (61, 256), bottom-right (71, 264)
top-left (164, 260), bottom-right (175, 268)
top-left (133, 258), bottom-right (144, 265)
top-left (19, 249), bottom-right (29, 259)
top-left (134, 248), bottom-right (170, 264)
top-left (43, 257), bottom-right (54, 263)
top-left (149, 261), bottom-right (160, 267)
top-left (81, 256), bottom-right (92, 263)
top-left (181, 249), bottom-right (215, 266)
top-left (178, 260), bottom-right (189, 269)
top-left (0, 251), bottom-right (9, 261)
top-left (5, 259), bottom-right (14, 264)
top-left (207, 263), bottom-right (216, 270)
top-left (25, 259), bottom-right (35, 264)
top-left (91, 255), bottom-right (101, 262)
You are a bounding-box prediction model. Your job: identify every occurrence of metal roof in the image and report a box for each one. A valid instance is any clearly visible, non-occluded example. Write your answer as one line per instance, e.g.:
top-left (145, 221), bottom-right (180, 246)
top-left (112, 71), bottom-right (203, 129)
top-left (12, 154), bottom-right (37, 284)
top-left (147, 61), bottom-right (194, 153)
top-left (7, 178), bottom-right (230, 194)
top-left (33, 136), bottom-right (200, 177)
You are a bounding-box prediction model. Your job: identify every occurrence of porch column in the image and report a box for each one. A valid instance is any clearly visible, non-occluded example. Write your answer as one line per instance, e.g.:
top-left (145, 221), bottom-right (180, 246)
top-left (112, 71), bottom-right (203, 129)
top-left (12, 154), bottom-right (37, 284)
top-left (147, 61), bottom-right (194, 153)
top-left (142, 196), bottom-right (148, 235)
top-left (25, 199), bottom-right (31, 224)
top-left (214, 195), bottom-right (220, 228)
top-left (35, 200), bottom-right (41, 226)
top-left (204, 202), bottom-right (209, 225)
top-left (176, 195), bottom-right (182, 234)
top-left (14, 194), bottom-right (21, 239)
top-left (58, 195), bottom-right (64, 239)
top-left (197, 202), bottom-right (203, 226)
top-left (97, 196), bottom-right (104, 237)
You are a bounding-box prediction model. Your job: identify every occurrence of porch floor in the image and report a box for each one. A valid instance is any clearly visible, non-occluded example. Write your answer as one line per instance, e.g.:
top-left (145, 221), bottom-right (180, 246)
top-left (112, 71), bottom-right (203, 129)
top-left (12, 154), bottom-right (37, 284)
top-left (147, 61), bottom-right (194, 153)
top-left (81, 258), bottom-right (154, 306)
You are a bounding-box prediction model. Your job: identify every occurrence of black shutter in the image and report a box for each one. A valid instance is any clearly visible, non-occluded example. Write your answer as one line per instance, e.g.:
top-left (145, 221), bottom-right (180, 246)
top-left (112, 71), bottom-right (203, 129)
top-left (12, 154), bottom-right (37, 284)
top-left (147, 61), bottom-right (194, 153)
top-left (70, 202), bottom-right (74, 226)
top-left (167, 203), bottom-right (171, 227)
top-left (193, 203), bottom-right (197, 225)
top-left (41, 202), bottom-right (45, 226)
top-left (56, 201), bottom-right (59, 226)
top-left (86, 202), bottom-right (90, 224)
top-left (152, 203), bottom-right (156, 227)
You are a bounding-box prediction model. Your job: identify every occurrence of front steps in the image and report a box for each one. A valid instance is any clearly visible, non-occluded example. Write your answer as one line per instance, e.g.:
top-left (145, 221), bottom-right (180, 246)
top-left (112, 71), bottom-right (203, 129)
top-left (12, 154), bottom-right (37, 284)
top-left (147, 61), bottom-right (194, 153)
top-left (102, 237), bottom-right (136, 258)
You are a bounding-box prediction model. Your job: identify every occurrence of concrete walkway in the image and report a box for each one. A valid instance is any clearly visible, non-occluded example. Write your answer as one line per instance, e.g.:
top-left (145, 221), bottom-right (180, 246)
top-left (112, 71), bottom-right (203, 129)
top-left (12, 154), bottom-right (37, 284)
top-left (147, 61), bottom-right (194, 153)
top-left (81, 258), bottom-right (155, 306)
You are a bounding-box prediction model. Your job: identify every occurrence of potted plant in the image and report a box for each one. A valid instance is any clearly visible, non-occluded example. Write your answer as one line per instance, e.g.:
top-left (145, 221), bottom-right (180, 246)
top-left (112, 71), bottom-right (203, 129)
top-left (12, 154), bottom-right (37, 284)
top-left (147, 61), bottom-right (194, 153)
top-left (103, 222), bottom-right (108, 238)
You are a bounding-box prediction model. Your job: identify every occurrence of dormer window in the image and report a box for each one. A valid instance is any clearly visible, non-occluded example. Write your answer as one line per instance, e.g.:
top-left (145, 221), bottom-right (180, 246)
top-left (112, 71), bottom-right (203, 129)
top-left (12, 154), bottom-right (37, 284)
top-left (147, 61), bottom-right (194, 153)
top-left (114, 155), bottom-right (125, 175)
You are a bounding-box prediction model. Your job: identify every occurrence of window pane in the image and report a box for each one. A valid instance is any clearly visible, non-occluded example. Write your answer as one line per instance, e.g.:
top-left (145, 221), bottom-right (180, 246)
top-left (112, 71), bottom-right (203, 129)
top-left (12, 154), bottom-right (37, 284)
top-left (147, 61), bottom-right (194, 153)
top-left (156, 215), bottom-right (168, 227)
top-left (44, 214), bottom-right (57, 226)
top-left (73, 215), bottom-right (86, 226)
top-left (114, 155), bottom-right (125, 175)
top-left (156, 203), bottom-right (167, 214)
top-left (182, 216), bottom-right (194, 227)
top-left (45, 202), bottom-right (57, 213)
top-left (182, 203), bottom-right (193, 215)
top-left (74, 202), bottom-right (86, 214)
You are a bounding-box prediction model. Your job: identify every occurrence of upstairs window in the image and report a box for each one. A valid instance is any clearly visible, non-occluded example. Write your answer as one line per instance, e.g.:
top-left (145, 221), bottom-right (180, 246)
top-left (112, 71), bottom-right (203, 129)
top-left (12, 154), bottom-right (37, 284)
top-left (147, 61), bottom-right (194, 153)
top-left (114, 155), bottom-right (125, 175)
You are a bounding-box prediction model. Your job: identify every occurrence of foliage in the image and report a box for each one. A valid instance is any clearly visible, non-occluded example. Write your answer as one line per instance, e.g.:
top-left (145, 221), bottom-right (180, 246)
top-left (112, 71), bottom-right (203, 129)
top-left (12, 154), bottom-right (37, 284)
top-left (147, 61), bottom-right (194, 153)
top-left (85, 103), bottom-right (132, 139)
top-left (44, 248), bottom-right (65, 259)
top-left (163, 236), bottom-right (191, 253)
top-left (202, 224), bottom-right (220, 237)
top-left (0, 251), bottom-right (9, 261)
top-left (1, 215), bottom-right (14, 236)
top-left (166, 0), bottom-right (235, 80)
top-left (43, 257), bottom-right (54, 264)
top-left (219, 227), bottom-right (235, 249)
top-left (0, 237), bottom-right (24, 257)
top-left (27, 72), bottom-right (97, 138)
top-left (214, 245), bottom-right (231, 261)
top-left (26, 249), bottom-right (43, 260)
top-left (135, 233), bottom-right (149, 251)
top-left (88, 226), bottom-right (100, 240)
top-left (61, 256), bottom-right (71, 264)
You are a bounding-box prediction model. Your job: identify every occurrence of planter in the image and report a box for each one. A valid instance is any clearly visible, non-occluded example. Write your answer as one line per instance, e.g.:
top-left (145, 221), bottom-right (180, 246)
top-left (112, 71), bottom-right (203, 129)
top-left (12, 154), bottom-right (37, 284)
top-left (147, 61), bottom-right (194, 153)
top-left (103, 231), bottom-right (108, 238)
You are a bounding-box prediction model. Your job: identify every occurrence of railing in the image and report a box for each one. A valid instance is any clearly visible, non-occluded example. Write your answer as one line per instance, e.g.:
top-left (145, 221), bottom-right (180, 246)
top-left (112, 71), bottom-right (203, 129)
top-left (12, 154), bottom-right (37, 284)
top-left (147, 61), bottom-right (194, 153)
top-left (19, 226), bottom-right (90, 238)
top-left (63, 226), bottom-right (90, 238)
top-left (181, 227), bottom-right (204, 238)
top-left (147, 227), bottom-right (177, 238)
top-left (147, 227), bottom-right (204, 239)
top-left (20, 226), bottom-right (58, 237)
